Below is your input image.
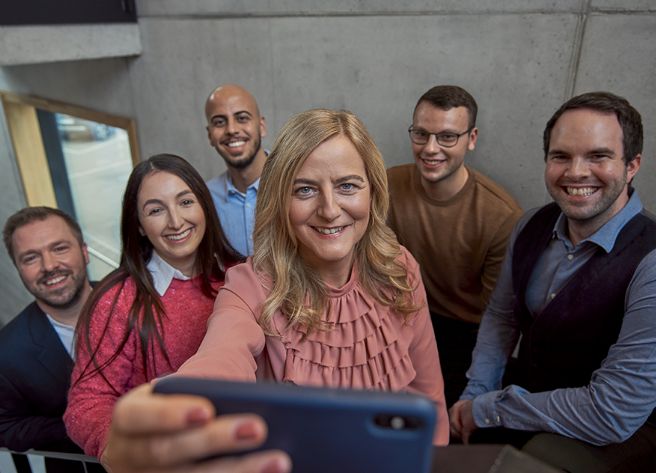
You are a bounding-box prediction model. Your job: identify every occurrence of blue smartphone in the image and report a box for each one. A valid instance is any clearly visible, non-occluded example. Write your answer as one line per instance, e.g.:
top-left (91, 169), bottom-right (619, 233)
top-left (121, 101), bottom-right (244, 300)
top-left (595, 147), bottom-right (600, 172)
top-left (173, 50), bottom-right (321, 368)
top-left (154, 377), bottom-right (436, 473)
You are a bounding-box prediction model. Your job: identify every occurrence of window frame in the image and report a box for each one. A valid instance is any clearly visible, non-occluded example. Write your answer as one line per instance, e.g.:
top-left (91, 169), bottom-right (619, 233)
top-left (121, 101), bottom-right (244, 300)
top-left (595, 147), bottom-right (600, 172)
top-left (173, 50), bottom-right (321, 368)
top-left (0, 90), bottom-right (140, 207)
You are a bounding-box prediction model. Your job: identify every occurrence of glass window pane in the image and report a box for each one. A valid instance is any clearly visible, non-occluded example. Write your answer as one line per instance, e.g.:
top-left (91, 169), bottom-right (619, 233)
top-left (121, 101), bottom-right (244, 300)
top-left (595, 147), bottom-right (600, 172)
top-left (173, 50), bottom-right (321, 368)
top-left (54, 112), bottom-right (132, 280)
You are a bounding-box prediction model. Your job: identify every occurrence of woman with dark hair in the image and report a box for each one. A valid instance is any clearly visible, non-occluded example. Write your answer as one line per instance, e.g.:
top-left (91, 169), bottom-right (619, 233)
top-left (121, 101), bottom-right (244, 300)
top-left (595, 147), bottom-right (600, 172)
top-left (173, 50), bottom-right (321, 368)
top-left (99, 110), bottom-right (448, 473)
top-left (64, 154), bottom-right (242, 458)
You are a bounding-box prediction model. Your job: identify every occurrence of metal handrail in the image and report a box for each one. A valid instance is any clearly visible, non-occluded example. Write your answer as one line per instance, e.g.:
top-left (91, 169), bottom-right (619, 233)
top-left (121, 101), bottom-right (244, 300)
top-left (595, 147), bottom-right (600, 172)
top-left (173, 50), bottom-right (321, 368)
top-left (87, 245), bottom-right (119, 268)
top-left (0, 447), bottom-right (100, 473)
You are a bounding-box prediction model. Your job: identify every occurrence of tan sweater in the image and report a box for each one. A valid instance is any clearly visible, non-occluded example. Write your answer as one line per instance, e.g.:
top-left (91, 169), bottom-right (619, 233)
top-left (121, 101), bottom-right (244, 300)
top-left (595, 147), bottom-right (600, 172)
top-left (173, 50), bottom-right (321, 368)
top-left (387, 164), bottom-right (522, 324)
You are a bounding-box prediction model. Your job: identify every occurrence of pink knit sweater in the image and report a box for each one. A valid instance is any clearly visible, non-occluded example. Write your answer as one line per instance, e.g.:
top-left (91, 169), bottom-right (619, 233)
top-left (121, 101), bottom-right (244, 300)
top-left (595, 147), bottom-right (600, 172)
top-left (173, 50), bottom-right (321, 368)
top-left (64, 276), bottom-right (219, 457)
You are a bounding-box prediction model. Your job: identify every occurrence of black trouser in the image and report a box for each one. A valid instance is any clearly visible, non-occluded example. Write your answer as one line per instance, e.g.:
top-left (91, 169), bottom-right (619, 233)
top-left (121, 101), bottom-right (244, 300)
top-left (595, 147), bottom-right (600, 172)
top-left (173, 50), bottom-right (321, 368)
top-left (431, 312), bottom-right (479, 408)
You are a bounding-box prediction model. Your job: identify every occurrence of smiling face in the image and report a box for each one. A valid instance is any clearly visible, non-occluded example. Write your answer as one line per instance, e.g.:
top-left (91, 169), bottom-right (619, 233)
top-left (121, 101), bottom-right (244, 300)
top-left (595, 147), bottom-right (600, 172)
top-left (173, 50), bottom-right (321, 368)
top-left (411, 102), bottom-right (477, 199)
top-left (206, 85), bottom-right (267, 170)
top-left (12, 215), bottom-right (89, 312)
top-left (137, 171), bottom-right (207, 275)
top-left (545, 108), bottom-right (640, 243)
top-left (288, 134), bottom-right (371, 287)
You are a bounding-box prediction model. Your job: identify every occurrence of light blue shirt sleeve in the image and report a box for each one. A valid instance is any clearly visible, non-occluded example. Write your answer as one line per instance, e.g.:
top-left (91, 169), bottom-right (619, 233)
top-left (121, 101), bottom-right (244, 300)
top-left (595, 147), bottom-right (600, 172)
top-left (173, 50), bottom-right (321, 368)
top-left (460, 214), bottom-right (525, 400)
top-left (470, 251), bottom-right (656, 445)
top-left (462, 205), bottom-right (656, 445)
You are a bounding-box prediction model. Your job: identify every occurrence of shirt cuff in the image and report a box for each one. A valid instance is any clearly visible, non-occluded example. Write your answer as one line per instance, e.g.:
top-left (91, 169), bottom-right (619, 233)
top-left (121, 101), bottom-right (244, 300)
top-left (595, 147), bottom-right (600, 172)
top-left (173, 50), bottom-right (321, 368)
top-left (472, 390), bottom-right (504, 428)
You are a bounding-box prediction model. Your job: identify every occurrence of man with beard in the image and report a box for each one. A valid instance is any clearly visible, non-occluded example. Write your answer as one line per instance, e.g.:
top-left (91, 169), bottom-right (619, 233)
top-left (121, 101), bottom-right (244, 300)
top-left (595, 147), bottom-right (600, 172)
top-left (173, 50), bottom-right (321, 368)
top-left (205, 84), bottom-right (267, 256)
top-left (0, 207), bottom-right (99, 472)
top-left (450, 92), bottom-right (656, 472)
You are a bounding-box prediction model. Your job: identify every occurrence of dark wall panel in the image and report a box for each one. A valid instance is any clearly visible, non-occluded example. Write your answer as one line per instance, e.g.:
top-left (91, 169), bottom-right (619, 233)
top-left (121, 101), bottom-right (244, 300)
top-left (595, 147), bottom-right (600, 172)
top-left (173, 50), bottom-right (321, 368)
top-left (2, 0), bottom-right (137, 26)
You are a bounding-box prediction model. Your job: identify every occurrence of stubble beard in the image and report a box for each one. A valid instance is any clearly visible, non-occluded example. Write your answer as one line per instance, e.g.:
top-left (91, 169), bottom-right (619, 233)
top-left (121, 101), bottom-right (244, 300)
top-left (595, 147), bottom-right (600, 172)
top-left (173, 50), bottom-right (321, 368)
top-left (220, 135), bottom-right (262, 171)
top-left (551, 169), bottom-right (628, 225)
top-left (30, 266), bottom-right (89, 311)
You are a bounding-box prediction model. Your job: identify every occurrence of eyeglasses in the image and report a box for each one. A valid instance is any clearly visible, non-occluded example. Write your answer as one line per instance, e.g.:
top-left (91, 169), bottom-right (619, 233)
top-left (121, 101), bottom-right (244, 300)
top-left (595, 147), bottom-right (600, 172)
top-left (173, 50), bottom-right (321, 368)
top-left (408, 126), bottom-right (473, 147)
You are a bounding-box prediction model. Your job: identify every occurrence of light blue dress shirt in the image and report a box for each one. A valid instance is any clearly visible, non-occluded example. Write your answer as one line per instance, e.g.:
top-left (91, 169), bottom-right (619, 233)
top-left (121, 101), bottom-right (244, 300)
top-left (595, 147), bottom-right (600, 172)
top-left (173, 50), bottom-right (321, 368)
top-left (461, 192), bottom-right (656, 445)
top-left (206, 171), bottom-right (258, 256)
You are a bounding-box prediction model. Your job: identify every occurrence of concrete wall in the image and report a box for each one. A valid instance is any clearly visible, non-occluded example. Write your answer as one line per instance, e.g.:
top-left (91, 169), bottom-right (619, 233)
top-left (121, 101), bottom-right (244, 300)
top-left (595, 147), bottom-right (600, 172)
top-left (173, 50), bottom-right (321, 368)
top-left (0, 23), bottom-right (141, 66)
top-left (0, 1), bottom-right (654, 325)
top-left (0, 72), bottom-right (33, 325)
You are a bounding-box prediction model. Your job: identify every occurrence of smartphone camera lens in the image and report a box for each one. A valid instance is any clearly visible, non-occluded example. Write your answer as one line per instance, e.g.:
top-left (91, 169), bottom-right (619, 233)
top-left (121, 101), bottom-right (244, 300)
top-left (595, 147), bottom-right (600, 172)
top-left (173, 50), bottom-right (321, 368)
top-left (390, 416), bottom-right (405, 430)
top-left (374, 414), bottom-right (422, 430)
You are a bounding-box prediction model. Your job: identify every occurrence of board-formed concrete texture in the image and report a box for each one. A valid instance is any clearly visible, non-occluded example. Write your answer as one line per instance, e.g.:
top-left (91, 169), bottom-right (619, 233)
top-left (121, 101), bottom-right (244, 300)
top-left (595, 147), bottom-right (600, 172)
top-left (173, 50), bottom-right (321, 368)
top-left (0, 24), bottom-right (142, 66)
top-left (127, 12), bottom-right (579, 210)
top-left (2, 58), bottom-right (135, 117)
top-left (575, 13), bottom-right (656, 207)
top-left (136, 0), bottom-right (582, 16)
top-left (590, 0), bottom-right (656, 10)
top-left (0, 83), bottom-right (36, 324)
top-left (275, 13), bottom-right (577, 204)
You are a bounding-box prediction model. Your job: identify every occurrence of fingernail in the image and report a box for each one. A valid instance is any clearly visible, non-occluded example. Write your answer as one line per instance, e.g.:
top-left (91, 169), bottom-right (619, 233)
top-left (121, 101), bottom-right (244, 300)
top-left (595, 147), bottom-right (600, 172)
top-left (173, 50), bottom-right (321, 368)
top-left (186, 407), bottom-right (211, 426)
top-left (261, 457), bottom-right (291, 473)
top-left (234, 420), bottom-right (260, 441)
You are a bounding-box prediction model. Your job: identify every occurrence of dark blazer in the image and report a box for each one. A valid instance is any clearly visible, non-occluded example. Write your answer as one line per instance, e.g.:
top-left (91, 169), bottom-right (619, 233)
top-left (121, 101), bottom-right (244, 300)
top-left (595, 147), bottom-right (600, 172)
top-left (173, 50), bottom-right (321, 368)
top-left (0, 301), bottom-right (104, 472)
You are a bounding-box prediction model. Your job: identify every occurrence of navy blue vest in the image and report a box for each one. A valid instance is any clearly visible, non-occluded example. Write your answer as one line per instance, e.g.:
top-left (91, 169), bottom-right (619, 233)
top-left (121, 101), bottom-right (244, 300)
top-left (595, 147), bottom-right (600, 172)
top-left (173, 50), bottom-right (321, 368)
top-left (511, 203), bottom-right (656, 393)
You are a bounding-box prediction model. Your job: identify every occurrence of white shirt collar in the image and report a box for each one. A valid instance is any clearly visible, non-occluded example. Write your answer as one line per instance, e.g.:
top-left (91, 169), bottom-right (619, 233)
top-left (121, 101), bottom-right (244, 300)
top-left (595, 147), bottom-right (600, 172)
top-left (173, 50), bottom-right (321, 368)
top-left (147, 251), bottom-right (191, 296)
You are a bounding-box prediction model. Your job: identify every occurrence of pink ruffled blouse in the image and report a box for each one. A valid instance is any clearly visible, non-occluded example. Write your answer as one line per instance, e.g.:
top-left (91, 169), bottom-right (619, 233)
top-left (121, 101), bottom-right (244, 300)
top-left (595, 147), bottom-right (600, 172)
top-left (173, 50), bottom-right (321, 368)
top-left (178, 247), bottom-right (449, 444)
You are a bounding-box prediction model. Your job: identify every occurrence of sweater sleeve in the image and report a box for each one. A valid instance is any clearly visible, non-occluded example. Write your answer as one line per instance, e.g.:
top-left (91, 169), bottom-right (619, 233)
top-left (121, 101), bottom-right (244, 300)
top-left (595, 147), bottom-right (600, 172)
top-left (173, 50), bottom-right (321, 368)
top-left (480, 206), bottom-right (523, 307)
top-left (177, 263), bottom-right (266, 380)
top-left (64, 282), bottom-right (138, 458)
top-left (401, 247), bottom-right (450, 445)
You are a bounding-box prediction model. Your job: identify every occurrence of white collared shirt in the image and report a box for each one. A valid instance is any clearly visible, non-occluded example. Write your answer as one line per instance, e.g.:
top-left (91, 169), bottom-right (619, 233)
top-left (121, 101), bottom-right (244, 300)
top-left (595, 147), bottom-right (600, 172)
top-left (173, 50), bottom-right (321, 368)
top-left (146, 251), bottom-right (191, 296)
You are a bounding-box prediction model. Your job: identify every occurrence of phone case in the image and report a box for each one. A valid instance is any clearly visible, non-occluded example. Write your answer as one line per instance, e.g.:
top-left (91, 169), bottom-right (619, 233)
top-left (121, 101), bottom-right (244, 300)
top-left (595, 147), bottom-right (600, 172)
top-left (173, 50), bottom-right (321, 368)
top-left (154, 376), bottom-right (436, 473)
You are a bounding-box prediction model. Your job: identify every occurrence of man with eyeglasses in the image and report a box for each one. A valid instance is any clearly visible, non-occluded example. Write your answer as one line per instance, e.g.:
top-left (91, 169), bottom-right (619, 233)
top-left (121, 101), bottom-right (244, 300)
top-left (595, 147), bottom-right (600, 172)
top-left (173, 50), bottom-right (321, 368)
top-left (387, 85), bottom-right (522, 407)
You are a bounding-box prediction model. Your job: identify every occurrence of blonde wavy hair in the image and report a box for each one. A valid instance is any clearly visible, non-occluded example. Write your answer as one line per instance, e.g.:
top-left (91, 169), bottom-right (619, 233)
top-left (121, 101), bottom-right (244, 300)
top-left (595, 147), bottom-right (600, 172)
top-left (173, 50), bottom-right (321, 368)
top-left (253, 109), bottom-right (418, 333)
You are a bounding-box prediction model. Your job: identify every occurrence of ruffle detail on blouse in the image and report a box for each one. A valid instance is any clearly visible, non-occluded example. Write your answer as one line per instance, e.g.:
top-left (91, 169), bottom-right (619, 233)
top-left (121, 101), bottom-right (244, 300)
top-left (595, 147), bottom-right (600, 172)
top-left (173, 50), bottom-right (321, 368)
top-left (273, 278), bottom-right (417, 392)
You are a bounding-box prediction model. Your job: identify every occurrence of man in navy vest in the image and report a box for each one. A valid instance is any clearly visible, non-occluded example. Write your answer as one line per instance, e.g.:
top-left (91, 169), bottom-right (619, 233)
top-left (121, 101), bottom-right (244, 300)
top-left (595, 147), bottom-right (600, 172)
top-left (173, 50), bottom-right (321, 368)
top-left (449, 92), bottom-right (656, 472)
